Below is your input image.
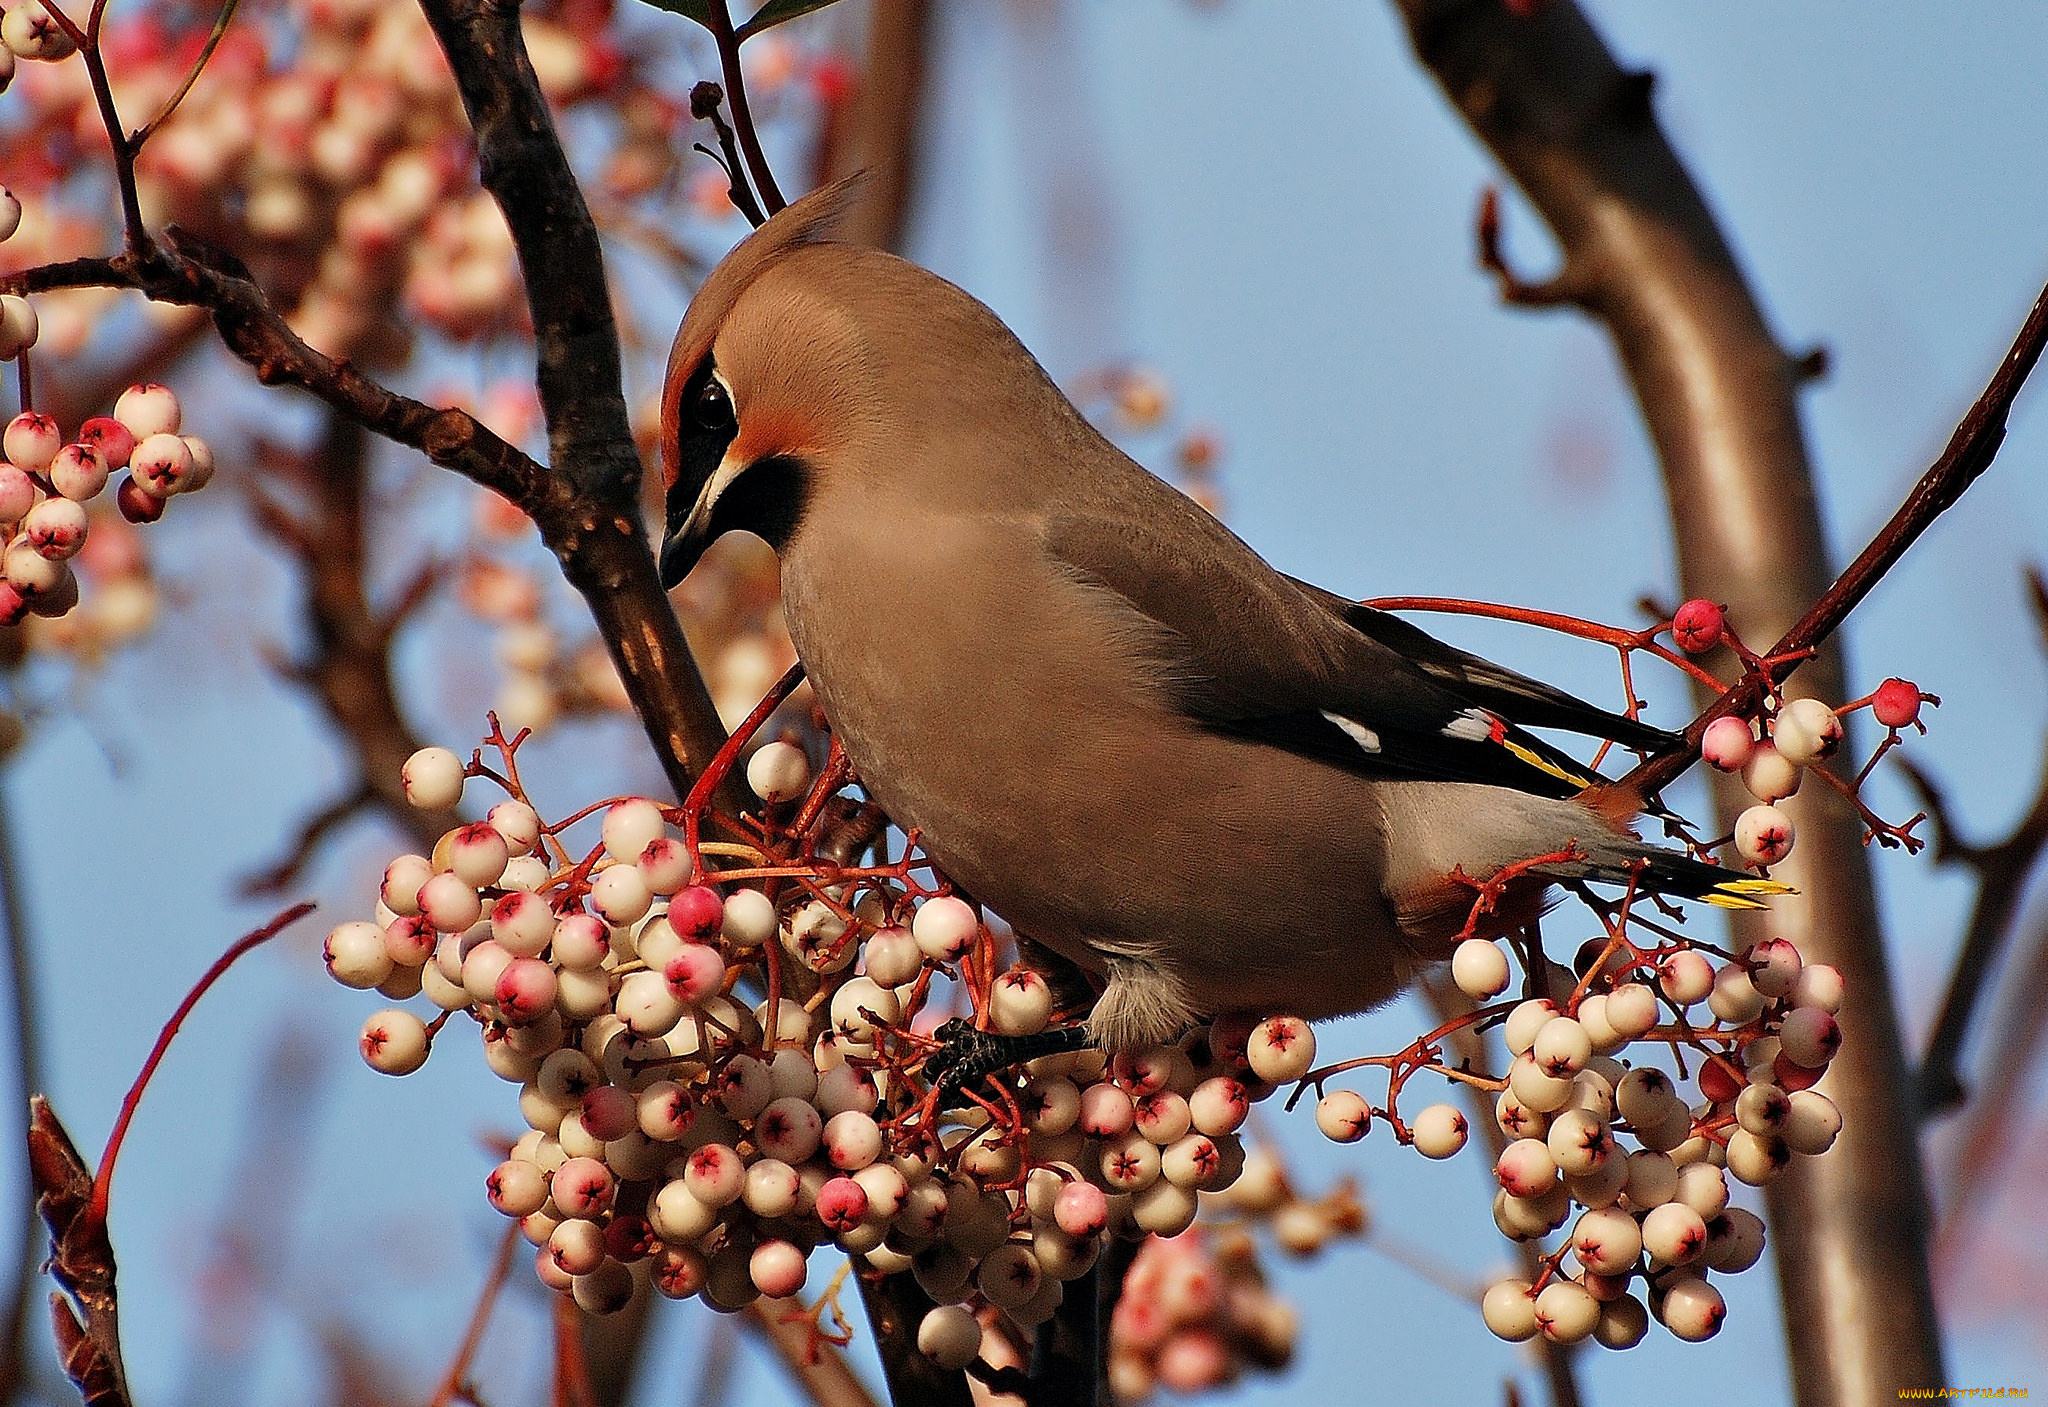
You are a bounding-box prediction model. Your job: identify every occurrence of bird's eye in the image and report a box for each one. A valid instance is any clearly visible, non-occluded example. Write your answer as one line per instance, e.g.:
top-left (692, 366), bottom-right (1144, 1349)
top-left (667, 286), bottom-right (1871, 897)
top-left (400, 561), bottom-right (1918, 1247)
top-left (695, 377), bottom-right (734, 430)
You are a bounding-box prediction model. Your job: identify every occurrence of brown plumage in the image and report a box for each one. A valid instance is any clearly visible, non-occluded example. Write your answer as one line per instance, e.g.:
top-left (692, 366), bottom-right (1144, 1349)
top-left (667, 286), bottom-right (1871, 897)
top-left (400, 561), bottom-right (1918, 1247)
top-left (659, 180), bottom-right (1777, 1052)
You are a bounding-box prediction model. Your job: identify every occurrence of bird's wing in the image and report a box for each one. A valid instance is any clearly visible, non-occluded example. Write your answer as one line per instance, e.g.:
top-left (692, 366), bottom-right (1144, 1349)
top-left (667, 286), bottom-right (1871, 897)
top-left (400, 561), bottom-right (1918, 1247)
top-left (1283, 576), bottom-right (1677, 753)
top-left (1041, 507), bottom-right (1613, 799)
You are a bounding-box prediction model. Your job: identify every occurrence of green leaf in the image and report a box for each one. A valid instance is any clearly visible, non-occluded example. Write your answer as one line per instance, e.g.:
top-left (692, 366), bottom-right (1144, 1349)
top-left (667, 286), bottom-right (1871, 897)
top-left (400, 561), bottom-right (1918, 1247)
top-left (735, 0), bottom-right (847, 41)
top-left (633, 0), bottom-right (714, 28)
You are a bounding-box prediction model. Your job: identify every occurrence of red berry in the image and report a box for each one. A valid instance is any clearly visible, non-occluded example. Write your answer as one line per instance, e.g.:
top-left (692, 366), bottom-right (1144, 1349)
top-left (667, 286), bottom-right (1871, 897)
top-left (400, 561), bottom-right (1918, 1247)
top-left (116, 476), bottom-right (164, 523)
top-left (1672, 599), bottom-right (1725, 653)
top-left (669, 883), bottom-right (724, 940)
top-left (1872, 677), bottom-right (1923, 730)
top-left (1697, 1055), bottom-right (1744, 1105)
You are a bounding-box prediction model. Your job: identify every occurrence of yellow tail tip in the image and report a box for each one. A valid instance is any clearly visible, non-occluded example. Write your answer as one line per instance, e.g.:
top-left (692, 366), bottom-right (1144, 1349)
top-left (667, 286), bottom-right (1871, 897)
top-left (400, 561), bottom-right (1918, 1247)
top-left (1701, 877), bottom-right (1799, 908)
top-left (1716, 878), bottom-right (1799, 896)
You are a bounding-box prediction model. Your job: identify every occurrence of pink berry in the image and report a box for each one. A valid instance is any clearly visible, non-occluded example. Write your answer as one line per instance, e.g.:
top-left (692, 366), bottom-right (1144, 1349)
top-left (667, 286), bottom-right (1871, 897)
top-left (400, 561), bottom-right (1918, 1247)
top-left (1188, 1076), bottom-right (1250, 1136)
top-left (0, 584), bottom-right (30, 632)
top-left (576, 1084), bottom-right (636, 1142)
top-left (823, 1110), bottom-right (882, 1170)
top-left (1658, 950), bottom-right (1714, 1006)
top-left (1701, 715), bottom-right (1756, 771)
top-left (359, 1008), bottom-right (429, 1075)
top-left (1735, 804), bottom-right (1796, 866)
top-left (1078, 1083), bottom-right (1135, 1139)
top-left (1495, 1137), bottom-right (1558, 1197)
top-left (129, 433), bottom-right (194, 497)
top-left (1872, 677), bottom-right (1924, 730)
top-left (1740, 742), bottom-right (1802, 803)
top-left (663, 943), bottom-right (727, 1005)
top-left (402, 747), bottom-right (466, 809)
top-left (604, 1214), bottom-right (656, 1263)
top-left (486, 799), bottom-right (541, 853)
top-left (48, 442), bottom-right (107, 501)
top-left (179, 436), bottom-right (215, 492)
top-left (911, 895), bottom-right (977, 961)
top-left (750, 1239), bottom-right (808, 1298)
top-left (419, 870), bottom-right (484, 932)
top-left (0, 463), bottom-right (32, 524)
top-left (684, 1142), bottom-right (745, 1206)
top-left (490, 890), bottom-right (556, 958)
top-left (486, 1159), bottom-right (548, 1217)
top-left (746, 740), bottom-right (811, 802)
top-left (114, 382), bottom-right (181, 439)
top-left (382, 914), bottom-right (436, 967)
top-left (75, 416), bottom-right (135, 469)
top-left (638, 836), bottom-right (693, 894)
top-left (1778, 1006), bottom-right (1841, 1069)
top-left (1771, 698), bottom-right (1843, 767)
top-left (551, 1156), bottom-right (615, 1218)
top-left (325, 920), bottom-right (392, 989)
top-left (814, 1175), bottom-right (869, 1232)
top-left (1113, 1048), bottom-right (1174, 1096)
top-left (22, 497), bottom-right (86, 560)
top-left (552, 912), bottom-right (610, 969)
top-left (1054, 1180), bottom-right (1109, 1237)
top-left (448, 821), bottom-right (511, 887)
top-left (3, 412), bottom-right (58, 472)
top-left (1672, 599), bottom-right (1725, 653)
top-left (494, 956), bottom-right (558, 1024)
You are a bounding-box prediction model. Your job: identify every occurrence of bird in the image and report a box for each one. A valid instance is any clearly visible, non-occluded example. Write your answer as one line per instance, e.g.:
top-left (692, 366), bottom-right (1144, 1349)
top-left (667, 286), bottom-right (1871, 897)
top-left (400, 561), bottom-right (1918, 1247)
top-left (656, 178), bottom-right (1783, 1055)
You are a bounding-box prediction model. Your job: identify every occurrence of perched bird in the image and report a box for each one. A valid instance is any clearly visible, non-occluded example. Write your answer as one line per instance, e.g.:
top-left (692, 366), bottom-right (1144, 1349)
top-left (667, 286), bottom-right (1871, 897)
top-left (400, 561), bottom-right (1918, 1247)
top-left (658, 180), bottom-right (1780, 1053)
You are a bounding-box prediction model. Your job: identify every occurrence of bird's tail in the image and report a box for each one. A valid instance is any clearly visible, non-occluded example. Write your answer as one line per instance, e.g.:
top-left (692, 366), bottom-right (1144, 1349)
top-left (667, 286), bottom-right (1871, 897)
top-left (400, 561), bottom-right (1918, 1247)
top-left (1529, 840), bottom-right (1794, 911)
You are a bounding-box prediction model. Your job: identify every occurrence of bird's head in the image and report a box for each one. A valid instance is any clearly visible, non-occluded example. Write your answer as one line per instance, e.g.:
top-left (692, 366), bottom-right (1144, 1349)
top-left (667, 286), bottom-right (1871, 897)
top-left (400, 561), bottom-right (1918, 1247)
top-left (656, 177), bottom-right (869, 588)
top-left (658, 176), bottom-right (1080, 589)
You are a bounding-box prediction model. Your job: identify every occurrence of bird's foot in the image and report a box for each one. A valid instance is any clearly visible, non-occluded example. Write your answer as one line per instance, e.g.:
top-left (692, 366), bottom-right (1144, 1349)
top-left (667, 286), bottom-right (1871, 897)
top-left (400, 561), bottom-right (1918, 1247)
top-left (922, 1018), bottom-right (1093, 1106)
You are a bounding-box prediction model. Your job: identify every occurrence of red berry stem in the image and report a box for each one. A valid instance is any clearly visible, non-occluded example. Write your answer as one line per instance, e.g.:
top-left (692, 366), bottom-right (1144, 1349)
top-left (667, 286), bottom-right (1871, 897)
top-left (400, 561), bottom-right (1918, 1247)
top-left (89, 900), bottom-right (316, 1226)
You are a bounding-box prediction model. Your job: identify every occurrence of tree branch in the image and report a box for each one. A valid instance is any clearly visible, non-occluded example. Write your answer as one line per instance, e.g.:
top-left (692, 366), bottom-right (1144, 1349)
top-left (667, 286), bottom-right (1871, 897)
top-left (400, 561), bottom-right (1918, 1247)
top-left (1392, 3), bottom-right (1949, 1400)
top-left (416, 0), bottom-right (737, 812)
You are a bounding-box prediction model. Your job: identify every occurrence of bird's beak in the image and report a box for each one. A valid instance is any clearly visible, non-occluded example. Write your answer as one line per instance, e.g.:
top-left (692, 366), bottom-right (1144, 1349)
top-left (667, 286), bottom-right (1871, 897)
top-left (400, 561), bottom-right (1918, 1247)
top-left (658, 495), bottom-right (714, 589)
top-left (659, 449), bottom-right (746, 589)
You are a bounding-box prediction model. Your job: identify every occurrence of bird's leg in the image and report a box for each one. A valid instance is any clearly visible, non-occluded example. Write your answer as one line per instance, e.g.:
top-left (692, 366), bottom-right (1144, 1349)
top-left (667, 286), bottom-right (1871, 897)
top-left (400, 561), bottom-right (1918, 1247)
top-left (921, 1018), bottom-right (1094, 1105)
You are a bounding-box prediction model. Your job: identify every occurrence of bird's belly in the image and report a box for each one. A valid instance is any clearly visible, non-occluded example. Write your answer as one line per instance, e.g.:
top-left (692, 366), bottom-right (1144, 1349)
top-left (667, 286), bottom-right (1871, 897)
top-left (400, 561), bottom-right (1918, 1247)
top-left (779, 527), bottom-right (1428, 1025)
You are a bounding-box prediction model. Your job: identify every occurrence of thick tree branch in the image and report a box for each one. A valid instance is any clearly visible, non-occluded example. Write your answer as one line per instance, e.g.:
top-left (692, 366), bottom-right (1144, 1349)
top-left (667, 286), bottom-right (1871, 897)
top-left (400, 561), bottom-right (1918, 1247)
top-left (1392, 2), bottom-right (1949, 1400)
top-left (416, 0), bottom-right (736, 810)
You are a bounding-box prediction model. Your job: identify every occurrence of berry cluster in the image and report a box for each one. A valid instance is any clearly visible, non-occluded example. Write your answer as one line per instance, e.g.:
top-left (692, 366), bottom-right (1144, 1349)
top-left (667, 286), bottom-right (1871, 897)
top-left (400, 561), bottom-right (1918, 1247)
top-left (1671, 597), bottom-right (1936, 864)
top-left (1106, 1226), bottom-right (1300, 1400)
top-left (329, 726), bottom-right (1334, 1361)
top-left (0, 377), bottom-right (208, 628)
top-left (1439, 929), bottom-right (1841, 1347)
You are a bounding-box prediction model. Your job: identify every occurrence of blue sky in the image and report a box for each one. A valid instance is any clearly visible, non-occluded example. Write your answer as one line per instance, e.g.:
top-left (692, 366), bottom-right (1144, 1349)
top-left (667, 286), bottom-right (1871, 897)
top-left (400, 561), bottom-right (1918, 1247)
top-left (11, 2), bottom-right (2048, 1405)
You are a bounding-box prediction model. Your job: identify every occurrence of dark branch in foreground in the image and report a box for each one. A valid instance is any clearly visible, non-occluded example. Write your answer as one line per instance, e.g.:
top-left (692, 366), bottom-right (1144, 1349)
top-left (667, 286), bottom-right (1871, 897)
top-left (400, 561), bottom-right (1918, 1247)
top-left (418, 0), bottom-right (736, 810)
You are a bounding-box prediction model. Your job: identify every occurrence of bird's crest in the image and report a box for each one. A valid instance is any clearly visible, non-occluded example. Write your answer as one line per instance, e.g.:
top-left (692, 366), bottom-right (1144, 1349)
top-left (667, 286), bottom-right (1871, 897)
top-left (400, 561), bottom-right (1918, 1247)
top-left (660, 174), bottom-right (868, 489)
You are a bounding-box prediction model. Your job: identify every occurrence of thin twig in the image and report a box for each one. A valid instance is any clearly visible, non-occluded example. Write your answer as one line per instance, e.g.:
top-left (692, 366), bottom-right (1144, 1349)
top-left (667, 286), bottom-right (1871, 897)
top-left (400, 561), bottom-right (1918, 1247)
top-left (426, 1222), bottom-right (520, 1407)
top-left (704, 0), bottom-right (786, 214)
top-left (1910, 568), bottom-right (2048, 1118)
top-left (0, 760), bottom-right (43, 1403)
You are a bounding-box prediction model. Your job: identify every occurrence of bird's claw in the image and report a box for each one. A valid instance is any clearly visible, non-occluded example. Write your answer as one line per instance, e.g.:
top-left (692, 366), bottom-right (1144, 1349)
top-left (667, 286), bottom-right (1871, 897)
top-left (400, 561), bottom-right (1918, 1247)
top-left (921, 1018), bottom-right (1093, 1108)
